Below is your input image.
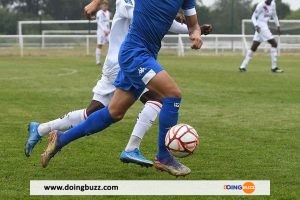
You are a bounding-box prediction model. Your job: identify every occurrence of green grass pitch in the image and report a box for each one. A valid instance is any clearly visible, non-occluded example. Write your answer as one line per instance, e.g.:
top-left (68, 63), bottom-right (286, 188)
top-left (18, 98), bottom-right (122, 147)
top-left (0, 54), bottom-right (299, 199)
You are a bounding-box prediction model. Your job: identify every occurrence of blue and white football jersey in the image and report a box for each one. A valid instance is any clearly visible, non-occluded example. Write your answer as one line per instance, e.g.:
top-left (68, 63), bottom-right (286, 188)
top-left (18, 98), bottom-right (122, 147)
top-left (125, 0), bottom-right (195, 57)
top-left (116, 0), bottom-right (196, 98)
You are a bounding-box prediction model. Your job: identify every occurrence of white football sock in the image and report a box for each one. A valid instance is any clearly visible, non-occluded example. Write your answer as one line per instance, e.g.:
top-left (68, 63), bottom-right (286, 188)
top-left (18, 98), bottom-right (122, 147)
top-left (96, 48), bottom-right (101, 64)
top-left (240, 50), bottom-right (253, 69)
top-left (125, 101), bottom-right (162, 152)
top-left (270, 47), bottom-right (278, 69)
top-left (125, 135), bottom-right (142, 152)
top-left (38, 109), bottom-right (86, 137)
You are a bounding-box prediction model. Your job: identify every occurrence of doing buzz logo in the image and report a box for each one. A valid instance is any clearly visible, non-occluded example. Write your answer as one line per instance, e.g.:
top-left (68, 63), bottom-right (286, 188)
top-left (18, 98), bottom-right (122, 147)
top-left (224, 182), bottom-right (255, 194)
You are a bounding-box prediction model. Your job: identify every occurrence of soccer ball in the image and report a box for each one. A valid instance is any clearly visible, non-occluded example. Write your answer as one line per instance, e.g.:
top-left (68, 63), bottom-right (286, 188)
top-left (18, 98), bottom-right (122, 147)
top-left (165, 123), bottom-right (199, 158)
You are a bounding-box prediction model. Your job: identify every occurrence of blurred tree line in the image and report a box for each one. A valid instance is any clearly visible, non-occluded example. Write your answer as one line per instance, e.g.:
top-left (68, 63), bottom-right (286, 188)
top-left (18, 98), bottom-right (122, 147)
top-left (0, 0), bottom-right (298, 34)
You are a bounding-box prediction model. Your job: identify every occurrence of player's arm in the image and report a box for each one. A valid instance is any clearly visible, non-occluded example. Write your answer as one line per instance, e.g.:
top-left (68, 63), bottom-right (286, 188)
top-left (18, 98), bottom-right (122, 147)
top-left (169, 21), bottom-right (212, 35)
top-left (125, 4), bottom-right (134, 19)
top-left (169, 21), bottom-right (188, 34)
top-left (182, 0), bottom-right (202, 49)
top-left (98, 14), bottom-right (110, 33)
top-left (84, 0), bottom-right (102, 19)
top-left (251, 4), bottom-right (261, 33)
top-left (117, 0), bottom-right (134, 20)
top-left (272, 3), bottom-right (281, 35)
top-left (185, 13), bottom-right (202, 49)
top-left (173, 11), bottom-right (212, 35)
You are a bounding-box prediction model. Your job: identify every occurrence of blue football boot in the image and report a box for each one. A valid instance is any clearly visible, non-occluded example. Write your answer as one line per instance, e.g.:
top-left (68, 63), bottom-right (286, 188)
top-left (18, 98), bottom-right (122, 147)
top-left (25, 122), bottom-right (42, 157)
top-left (120, 148), bottom-right (153, 167)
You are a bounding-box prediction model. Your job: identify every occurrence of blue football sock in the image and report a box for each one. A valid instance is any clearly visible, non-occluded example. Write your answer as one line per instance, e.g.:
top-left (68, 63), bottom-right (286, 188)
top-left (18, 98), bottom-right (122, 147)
top-left (157, 97), bottom-right (181, 160)
top-left (59, 107), bottom-right (114, 147)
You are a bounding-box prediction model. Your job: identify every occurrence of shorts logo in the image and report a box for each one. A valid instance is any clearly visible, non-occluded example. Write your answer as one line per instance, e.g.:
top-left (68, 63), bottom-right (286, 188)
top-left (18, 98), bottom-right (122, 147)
top-left (138, 67), bottom-right (146, 76)
top-left (224, 182), bottom-right (255, 194)
top-left (174, 103), bottom-right (180, 108)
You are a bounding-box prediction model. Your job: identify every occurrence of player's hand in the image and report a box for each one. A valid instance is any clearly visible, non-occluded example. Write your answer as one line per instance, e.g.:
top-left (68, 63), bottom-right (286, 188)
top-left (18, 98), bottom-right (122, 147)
top-left (277, 26), bottom-right (281, 36)
top-left (255, 25), bottom-right (261, 33)
top-left (84, 0), bottom-right (101, 20)
top-left (104, 31), bottom-right (110, 36)
top-left (175, 14), bottom-right (186, 24)
top-left (200, 24), bottom-right (212, 35)
top-left (189, 30), bottom-right (203, 50)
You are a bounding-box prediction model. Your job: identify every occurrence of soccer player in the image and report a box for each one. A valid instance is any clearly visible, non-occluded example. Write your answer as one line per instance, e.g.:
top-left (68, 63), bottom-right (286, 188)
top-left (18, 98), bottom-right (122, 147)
top-left (239, 0), bottom-right (283, 73)
top-left (95, 0), bottom-right (110, 65)
top-left (26, 0), bottom-right (211, 167)
top-left (41, 0), bottom-right (203, 176)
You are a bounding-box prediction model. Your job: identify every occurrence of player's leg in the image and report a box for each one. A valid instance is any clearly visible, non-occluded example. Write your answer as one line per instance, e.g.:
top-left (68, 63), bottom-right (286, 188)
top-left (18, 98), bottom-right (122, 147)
top-left (96, 34), bottom-right (108, 65)
top-left (41, 88), bottom-right (136, 168)
top-left (25, 101), bottom-right (105, 157)
top-left (146, 70), bottom-right (181, 156)
top-left (120, 91), bottom-right (162, 167)
top-left (145, 70), bottom-right (191, 176)
top-left (41, 70), bottom-right (134, 167)
top-left (25, 77), bottom-right (112, 157)
top-left (38, 110), bottom-right (87, 137)
top-left (125, 91), bottom-right (162, 151)
top-left (240, 41), bottom-right (260, 71)
top-left (117, 53), bottom-right (190, 175)
top-left (96, 44), bottom-right (103, 65)
top-left (268, 39), bottom-right (283, 73)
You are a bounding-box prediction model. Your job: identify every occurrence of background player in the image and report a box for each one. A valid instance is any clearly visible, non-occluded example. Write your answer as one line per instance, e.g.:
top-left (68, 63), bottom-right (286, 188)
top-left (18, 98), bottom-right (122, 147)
top-left (41, 0), bottom-right (203, 177)
top-left (239, 0), bottom-right (283, 73)
top-left (26, 0), bottom-right (212, 167)
top-left (95, 0), bottom-right (110, 65)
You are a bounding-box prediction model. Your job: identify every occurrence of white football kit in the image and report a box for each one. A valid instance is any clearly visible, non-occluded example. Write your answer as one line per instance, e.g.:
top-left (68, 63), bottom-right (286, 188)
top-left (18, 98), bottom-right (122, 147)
top-left (252, 1), bottom-right (279, 42)
top-left (240, 0), bottom-right (282, 71)
top-left (96, 9), bottom-right (111, 45)
top-left (92, 0), bottom-right (188, 106)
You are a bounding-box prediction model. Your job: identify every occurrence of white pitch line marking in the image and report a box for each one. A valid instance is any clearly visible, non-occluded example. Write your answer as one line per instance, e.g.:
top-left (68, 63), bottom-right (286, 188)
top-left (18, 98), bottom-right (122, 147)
top-left (0, 68), bottom-right (78, 80)
top-left (57, 68), bottom-right (78, 76)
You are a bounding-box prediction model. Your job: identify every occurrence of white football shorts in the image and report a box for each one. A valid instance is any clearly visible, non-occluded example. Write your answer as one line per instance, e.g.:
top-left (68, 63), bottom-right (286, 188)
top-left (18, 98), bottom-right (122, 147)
top-left (92, 73), bottom-right (149, 106)
top-left (92, 74), bottom-right (116, 106)
top-left (97, 33), bottom-right (109, 45)
top-left (253, 28), bottom-right (274, 42)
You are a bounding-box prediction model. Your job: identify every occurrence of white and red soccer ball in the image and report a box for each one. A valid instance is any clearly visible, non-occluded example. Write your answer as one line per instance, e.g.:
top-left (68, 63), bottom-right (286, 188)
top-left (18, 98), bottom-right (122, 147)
top-left (165, 123), bottom-right (199, 158)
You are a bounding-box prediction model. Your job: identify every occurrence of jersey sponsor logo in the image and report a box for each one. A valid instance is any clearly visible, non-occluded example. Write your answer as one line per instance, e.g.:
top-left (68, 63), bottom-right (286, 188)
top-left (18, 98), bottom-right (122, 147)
top-left (124, 0), bottom-right (133, 5)
top-left (263, 6), bottom-right (269, 13)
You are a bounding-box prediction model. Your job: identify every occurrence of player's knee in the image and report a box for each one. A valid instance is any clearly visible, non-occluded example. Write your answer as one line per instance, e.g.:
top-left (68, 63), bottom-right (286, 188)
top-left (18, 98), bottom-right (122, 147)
top-left (86, 101), bottom-right (104, 116)
top-left (109, 109), bottom-right (125, 121)
top-left (166, 88), bottom-right (182, 98)
top-left (139, 91), bottom-right (162, 104)
top-left (174, 89), bottom-right (182, 98)
top-left (251, 41), bottom-right (260, 52)
top-left (251, 46), bottom-right (257, 52)
top-left (268, 39), bottom-right (277, 48)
